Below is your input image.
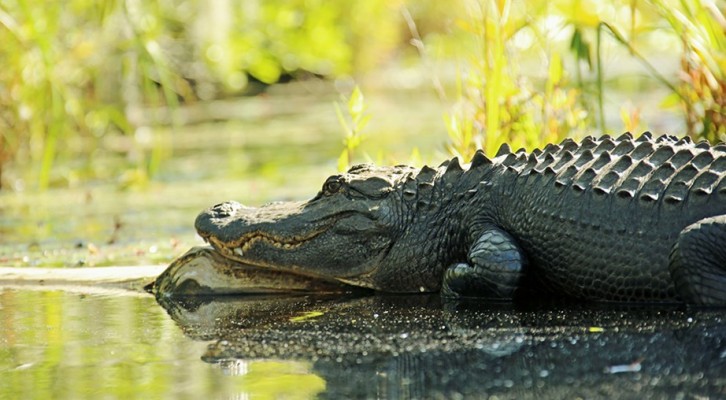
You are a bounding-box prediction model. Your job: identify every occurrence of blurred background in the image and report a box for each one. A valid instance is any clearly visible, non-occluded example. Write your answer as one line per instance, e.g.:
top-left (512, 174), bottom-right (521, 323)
top-left (0, 0), bottom-right (724, 266)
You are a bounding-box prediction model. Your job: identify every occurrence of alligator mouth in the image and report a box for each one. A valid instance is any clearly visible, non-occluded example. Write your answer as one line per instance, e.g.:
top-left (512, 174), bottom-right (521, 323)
top-left (206, 226), bottom-right (329, 259)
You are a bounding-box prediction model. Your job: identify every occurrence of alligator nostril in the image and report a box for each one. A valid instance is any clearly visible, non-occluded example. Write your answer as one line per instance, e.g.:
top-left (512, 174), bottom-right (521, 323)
top-left (209, 201), bottom-right (242, 218)
top-left (195, 201), bottom-right (243, 237)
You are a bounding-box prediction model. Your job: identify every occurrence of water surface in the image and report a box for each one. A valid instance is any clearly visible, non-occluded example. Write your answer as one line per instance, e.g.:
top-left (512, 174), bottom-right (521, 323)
top-left (3, 288), bottom-right (724, 399)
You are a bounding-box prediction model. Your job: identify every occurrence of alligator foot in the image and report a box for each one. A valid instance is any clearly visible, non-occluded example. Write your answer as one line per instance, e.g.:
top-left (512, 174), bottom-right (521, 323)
top-left (669, 215), bottom-right (726, 306)
top-left (441, 226), bottom-right (527, 300)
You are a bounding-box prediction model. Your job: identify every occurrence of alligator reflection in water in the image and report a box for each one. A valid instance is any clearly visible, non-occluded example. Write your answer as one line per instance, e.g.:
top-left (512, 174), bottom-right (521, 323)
top-left (155, 294), bottom-right (726, 399)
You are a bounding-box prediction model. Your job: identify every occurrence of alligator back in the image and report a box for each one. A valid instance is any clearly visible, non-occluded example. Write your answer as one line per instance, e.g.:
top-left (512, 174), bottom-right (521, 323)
top-left (492, 132), bottom-right (726, 301)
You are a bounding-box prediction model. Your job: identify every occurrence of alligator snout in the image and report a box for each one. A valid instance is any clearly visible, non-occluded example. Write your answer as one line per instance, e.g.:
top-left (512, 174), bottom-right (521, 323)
top-left (208, 201), bottom-right (244, 218)
top-left (195, 199), bottom-right (309, 245)
top-left (195, 201), bottom-right (246, 242)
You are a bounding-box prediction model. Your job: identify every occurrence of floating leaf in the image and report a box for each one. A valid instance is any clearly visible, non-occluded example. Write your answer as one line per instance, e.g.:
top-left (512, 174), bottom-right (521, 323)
top-left (289, 311), bottom-right (325, 322)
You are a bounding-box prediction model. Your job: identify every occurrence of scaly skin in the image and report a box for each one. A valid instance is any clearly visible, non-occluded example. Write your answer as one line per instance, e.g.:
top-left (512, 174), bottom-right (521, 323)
top-left (193, 132), bottom-right (726, 305)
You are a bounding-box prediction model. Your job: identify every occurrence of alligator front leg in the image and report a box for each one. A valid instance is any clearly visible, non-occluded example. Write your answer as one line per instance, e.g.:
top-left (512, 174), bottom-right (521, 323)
top-left (441, 226), bottom-right (527, 299)
top-left (669, 215), bottom-right (726, 306)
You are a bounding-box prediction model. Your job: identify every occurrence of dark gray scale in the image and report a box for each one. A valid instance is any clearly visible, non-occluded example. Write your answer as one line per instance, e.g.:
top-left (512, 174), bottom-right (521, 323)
top-left (655, 134), bottom-right (679, 144)
top-left (574, 137), bottom-right (598, 156)
top-left (631, 142), bottom-right (655, 160)
top-left (502, 152), bottom-right (526, 169)
top-left (414, 166), bottom-right (437, 210)
top-left (533, 154), bottom-right (557, 174)
top-left (617, 177), bottom-right (643, 199)
top-left (611, 140), bottom-right (635, 156)
top-left (470, 150), bottom-right (492, 168)
top-left (635, 131), bottom-right (653, 142)
top-left (415, 165), bottom-right (437, 182)
top-left (610, 155), bottom-right (634, 175)
top-left (662, 180), bottom-right (689, 207)
top-left (592, 171), bottom-right (621, 195)
top-left (629, 159), bottom-right (655, 181)
top-left (590, 152), bottom-right (612, 171)
top-left (692, 171), bottom-right (721, 196)
top-left (670, 149), bottom-right (695, 169)
top-left (615, 131), bottom-right (634, 142)
top-left (559, 138), bottom-right (579, 153)
top-left (648, 146), bottom-right (676, 165)
top-left (542, 143), bottom-right (560, 155)
top-left (554, 165), bottom-right (579, 189)
top-left (639, 178), bottom-right (666, 203)
top-left (572, 168), bottom-right (597, 192)
top-left (692, 151), bottom-right (715, 169)
top-left (519, 153), bottom-right (540, 176)
top-left (593, 137), bottom-right (616, 155)
top-left (573, 150), bottom-right (595, 169)
top-left (551, 150), bottom-right (575, 171)
top-left (671, 164), bottom-right (700, 185)
top-left (496, 143), bottom-right (512, 157)
top-left (651, 163), bottom-right (677, 182)
top-left (710, 156), bottom-right (726, 173)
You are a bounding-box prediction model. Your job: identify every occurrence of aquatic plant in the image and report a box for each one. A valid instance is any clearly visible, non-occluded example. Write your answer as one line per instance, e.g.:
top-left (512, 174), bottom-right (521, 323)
top-left (335, 85), bottom-right (370, 171)
top-left (441, 0), bottom-right (590, 159)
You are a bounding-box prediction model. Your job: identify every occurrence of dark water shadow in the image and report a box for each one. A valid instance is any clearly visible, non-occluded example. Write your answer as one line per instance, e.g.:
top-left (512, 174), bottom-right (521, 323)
top-left (156, 293), bottom-right (726, 399)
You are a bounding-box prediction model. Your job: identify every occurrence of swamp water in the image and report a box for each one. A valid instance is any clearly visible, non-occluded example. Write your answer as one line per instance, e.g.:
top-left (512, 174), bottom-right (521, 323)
top-left (2, 289), bottom-right (725, 399)
top-left (1, 86), bottom-right (724, 398)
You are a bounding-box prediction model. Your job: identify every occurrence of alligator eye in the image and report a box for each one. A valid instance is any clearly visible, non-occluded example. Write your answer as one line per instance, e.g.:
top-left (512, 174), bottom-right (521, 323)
top-left (323, 179), bottom-right (342, 195)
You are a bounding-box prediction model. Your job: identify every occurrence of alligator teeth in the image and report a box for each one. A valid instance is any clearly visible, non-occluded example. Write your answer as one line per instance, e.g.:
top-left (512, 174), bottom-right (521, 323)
top-left (234, 247), bottom-right (244, 257)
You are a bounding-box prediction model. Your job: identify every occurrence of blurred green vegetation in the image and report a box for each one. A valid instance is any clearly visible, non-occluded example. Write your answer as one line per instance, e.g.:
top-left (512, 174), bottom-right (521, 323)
top-left (0, 0), bottom-right (724, 190)
top-left (439, 0), bottom-right (725, 158)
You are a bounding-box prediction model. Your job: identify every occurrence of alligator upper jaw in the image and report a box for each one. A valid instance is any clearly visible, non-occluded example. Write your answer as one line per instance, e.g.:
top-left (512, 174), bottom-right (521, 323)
top-left (195, 200), bottom-right (341, 273)
top-left (196, 200), bottom-right (312, 242)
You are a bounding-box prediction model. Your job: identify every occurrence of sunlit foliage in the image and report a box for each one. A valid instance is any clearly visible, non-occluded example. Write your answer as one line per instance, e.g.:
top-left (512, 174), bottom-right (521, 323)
top-left (0, 0), bottom-right (724, 189)
top-left (436, 0), bottom-right (726, 158)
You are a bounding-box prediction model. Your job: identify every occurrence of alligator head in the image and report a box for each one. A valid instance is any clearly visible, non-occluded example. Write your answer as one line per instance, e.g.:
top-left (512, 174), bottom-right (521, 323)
top-left (195, 163), bottom-right (470, 292)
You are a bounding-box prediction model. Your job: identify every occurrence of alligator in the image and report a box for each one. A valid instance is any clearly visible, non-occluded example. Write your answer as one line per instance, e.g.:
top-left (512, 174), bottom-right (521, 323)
top-left (191, 132), bottom-right (726, 305)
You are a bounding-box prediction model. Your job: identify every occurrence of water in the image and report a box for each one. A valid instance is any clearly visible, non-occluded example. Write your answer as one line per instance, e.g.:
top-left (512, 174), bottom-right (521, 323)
top-left (4, 288), bottom-right (724, 399)
top-left (2, 82), bottom-right (721, 399)
top-left (0, 288), bottom-right (322, 399)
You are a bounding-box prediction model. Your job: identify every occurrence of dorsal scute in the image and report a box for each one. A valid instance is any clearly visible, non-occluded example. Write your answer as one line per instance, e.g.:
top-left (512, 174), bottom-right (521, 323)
top-left (494, 133), bottom-right (726, 210)
top-left (649, 146), bottom-right (676, 164)
top-left (415, 165), bottom-right (438, 184)
top-left (470, 150), bottom-right (492, 168)
top-left (445, 157), bottom-right (464, 173)
top-left (632, 142), bottom-right (655, 160)
top-left (496, 143), bottom-right (512, 157)
top-left (559, 138), bottom-right (578, 152)
top-left (593, 137), bottom-right (616, 154)
top-left (616, 131), bottom-right (634, 141)
top-left (670, 148), bottom-right (695, 169)
top-left (636, 131), bottom-right (653, 142)
top-left (692, 152), bottom-right (715, 169)
top-left (611, 140), bottom-right (635, 156)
